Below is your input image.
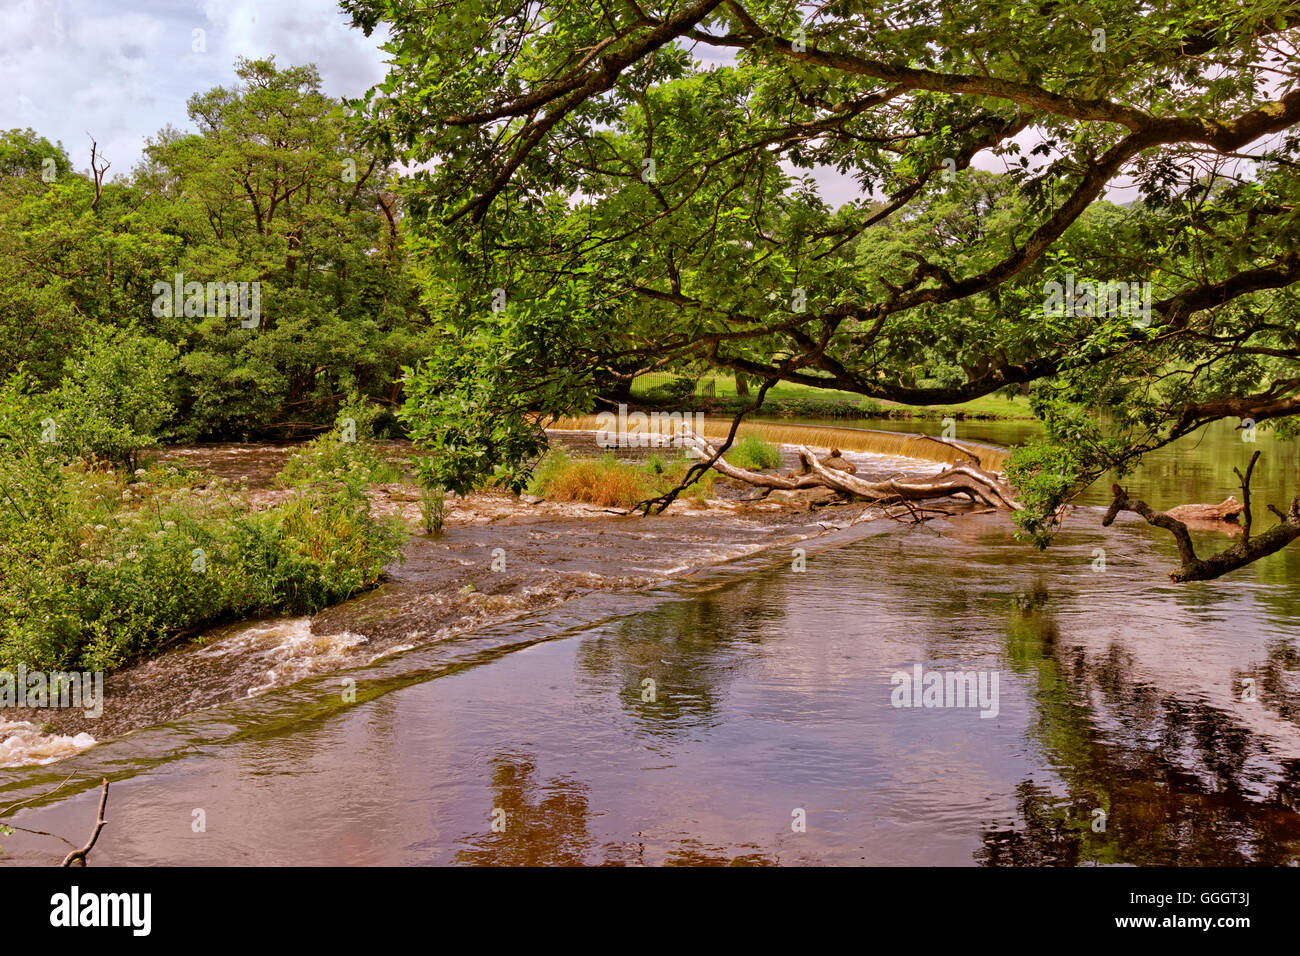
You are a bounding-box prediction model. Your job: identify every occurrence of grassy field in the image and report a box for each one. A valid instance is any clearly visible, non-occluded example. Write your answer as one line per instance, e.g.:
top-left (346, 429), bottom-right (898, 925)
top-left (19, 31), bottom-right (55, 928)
top-left (629, 372), bottom-right (1034, 420)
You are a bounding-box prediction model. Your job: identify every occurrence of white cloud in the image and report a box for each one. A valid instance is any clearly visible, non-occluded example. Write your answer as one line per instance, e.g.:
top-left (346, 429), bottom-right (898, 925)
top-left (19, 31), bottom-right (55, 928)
top-left (0, 0), bottom-right (389, 176)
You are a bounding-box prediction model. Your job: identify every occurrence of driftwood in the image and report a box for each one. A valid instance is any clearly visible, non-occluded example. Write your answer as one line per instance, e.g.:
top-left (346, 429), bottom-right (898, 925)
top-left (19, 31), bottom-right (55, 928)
top-left (676, 428), bottom-right (1299, 581)
top-left (1165, 496), bottom-right (1244, 523)
top-left (681, 428), bottom-right (1022, 511)
top-left (1104, 452), bottom-right (1300, 582)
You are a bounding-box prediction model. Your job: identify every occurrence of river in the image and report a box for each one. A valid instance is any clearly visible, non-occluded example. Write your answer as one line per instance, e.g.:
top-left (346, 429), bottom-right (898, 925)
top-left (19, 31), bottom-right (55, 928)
top-left (1, 419), bottom-right (1297, 865)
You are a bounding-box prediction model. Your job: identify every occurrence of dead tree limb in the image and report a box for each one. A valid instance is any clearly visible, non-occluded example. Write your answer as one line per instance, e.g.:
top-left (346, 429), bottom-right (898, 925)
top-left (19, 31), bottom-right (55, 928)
top-left (677, 429), bottom-right (1022, 510)
top-left (1233, 450), bottom-right (1261, 541)
top-left (0, 771), bottom-right (78, 816)
top-left (797, 443), bottom-right (1023, 509)
top-left (60, 778), bottom-right (109, 867)
top-left (1104, 466), bottom-right (1300, 581)
top-left (912, 432), bottom-right (982, 465)
top-left (1165, 497), bottom-right (1245, 523)
top-left (87, 136), bottom-right (109, 211)
top-left (637, 378), bottom-right (779, 514)
top-left (6, 825), bottom-right (78, 848)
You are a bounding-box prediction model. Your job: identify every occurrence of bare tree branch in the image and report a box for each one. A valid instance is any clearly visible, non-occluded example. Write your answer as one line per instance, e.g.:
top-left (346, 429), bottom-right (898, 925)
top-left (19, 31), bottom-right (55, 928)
top-left (60, 778), bottom-right (109, 867)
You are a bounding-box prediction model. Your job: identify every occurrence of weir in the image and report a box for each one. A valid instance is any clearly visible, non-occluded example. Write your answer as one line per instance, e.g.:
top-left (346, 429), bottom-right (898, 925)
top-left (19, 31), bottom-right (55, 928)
top-left (545, 414), bottom-right (1010, 471)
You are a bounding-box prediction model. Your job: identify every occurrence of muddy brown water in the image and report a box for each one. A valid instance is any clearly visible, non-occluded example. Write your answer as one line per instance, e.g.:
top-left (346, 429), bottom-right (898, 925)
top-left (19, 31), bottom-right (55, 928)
top-left (1, 421), bottom-right (1298, 865)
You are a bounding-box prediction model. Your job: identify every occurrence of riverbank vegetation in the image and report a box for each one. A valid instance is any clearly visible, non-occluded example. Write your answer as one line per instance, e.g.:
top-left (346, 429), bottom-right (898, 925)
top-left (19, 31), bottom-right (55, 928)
top-left (0, 58), bottom-right (427, 443)
top-left (631, 373), bottom-right (1035, 421)
top-left (0, 59), bottom-right (422, 672)
top-left (0, 380), bottom-right (406, 672)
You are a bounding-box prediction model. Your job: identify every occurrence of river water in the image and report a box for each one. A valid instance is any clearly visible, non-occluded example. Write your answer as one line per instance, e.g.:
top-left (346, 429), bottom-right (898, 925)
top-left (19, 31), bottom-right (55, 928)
top-left (1, 420), bottom-right (1297, 865)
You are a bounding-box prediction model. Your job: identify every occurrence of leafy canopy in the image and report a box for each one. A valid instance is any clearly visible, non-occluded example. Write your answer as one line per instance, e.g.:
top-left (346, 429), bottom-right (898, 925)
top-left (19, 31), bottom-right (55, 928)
top-left (347, 0), bottom-right (1300, 541)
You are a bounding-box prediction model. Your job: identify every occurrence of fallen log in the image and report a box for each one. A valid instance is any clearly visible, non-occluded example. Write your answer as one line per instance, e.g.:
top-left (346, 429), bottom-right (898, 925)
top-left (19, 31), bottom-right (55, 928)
top-left (679, 428), bottom-right (1022, 511)
top-left (1165, 496), bottom-right (1244, 522)
top-left (788, 447), bottom-right (857, 476)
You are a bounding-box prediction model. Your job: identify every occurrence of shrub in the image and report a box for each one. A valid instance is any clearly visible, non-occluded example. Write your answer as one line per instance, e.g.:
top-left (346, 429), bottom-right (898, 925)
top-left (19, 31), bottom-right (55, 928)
top-left (52, 329), bottom-right (177, 470)
top-left (641, 376), bottom-right (697, 405)
top-left (724, 434), bottom-right (783, 470)
top-left (0, 378), bottom-right (407, 672)
top-left (277, 402), bottom-right (403, 486)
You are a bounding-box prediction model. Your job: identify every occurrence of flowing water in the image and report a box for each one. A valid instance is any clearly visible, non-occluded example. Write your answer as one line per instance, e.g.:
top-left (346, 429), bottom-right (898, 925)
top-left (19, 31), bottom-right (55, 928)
top-left (1, 420), bottom-right (1297, 865)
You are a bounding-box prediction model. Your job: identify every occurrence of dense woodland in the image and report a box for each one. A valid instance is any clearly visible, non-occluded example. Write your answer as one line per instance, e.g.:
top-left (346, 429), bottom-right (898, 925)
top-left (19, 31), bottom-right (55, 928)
top-left (1, 58), bottom-right (426, 445)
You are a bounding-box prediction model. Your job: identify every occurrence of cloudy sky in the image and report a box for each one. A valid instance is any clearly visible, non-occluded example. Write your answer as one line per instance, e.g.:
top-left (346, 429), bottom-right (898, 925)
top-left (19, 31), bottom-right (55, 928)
top-left (1, 0), bottom-right (1153, 206)
top-left (0, 0), bottom-right (390, 176)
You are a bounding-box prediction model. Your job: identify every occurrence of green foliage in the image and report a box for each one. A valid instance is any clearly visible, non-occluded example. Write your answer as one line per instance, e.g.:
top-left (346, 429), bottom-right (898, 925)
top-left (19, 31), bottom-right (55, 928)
top-left (658, 450), bottom-right (717, 505)
top-left (1006, 384), bottom-right (1133, 546)
top-left (725, 435), bottom-right (783, 471)
top-left (0, 55), bottom-right (430, 440)
top-left (419, 485), bottom-right (449, 535)
top-left (134, 58), bottom-right (429, 439)
top-left (350, 0), bottom-right (1300, 562)
top-left (397, 305), bottom-right (598, 494)
top-left (525, 447), bottom-right (576, 497)
top-left (277, 401), bottom-right (402, 486)
top-left (0, 146), bottom-right (177, 384)
top-left (0, 128), bottom-right (71, 179)
top-left (51, 328), bottom-right (177, 470)
top-left (0, 378), bottom-right (406, 672)
top-left (641, 376), bottom-right (696, 404)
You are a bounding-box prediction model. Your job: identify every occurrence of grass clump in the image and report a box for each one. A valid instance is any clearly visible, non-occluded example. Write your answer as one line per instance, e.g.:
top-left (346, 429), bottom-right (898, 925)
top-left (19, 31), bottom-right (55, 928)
top-left (420, 485), bottom-right (449, 534)
top-left (723, 434), bottom-right (783, 470)
top-left (527, 447), bottom-right (714, 509)
top-left (527, 449), bottom-right (659, 508)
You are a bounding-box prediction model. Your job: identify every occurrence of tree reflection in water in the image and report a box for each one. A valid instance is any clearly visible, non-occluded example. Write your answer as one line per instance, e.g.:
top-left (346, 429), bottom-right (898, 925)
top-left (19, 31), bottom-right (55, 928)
top-left (979, 590), bottom-right (1300, 865)
top-left (453, 752), bottom-right (778, 866)
top-left (573, 576), bottom-right (789, 737)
